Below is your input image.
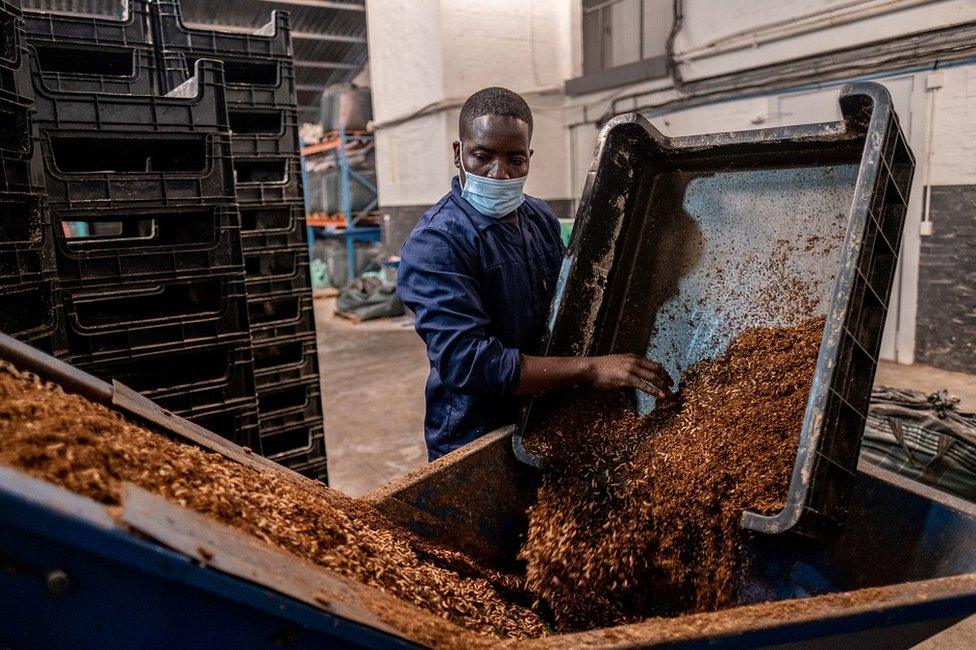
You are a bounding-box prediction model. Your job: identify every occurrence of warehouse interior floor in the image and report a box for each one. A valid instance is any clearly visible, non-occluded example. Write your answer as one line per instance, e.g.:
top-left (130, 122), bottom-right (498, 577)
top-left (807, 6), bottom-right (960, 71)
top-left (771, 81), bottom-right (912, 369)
top-left (315, 296), bottom-right (976, 496)
top-left (314, 296), bottom-right (428, 496)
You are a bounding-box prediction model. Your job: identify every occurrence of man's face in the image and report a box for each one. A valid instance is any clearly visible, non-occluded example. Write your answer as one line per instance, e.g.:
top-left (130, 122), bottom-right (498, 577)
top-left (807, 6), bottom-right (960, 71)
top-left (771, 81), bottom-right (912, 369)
top-left (453, 114), bottom-right (533, 185)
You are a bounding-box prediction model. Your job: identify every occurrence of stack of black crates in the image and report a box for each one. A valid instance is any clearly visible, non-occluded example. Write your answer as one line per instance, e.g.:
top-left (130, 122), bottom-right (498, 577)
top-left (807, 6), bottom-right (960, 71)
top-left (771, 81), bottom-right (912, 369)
top-left (0, 0), bottom-right (327, 483)
top-left (154, 0), bottom-right (326, 480)
top-left (0, 0), bottom-right (64, 355)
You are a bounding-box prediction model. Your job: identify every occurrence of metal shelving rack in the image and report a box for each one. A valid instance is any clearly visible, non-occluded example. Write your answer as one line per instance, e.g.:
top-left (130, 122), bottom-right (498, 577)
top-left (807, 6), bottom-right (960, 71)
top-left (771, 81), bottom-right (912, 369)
top-left (302, 125), bottom-right (379, 283)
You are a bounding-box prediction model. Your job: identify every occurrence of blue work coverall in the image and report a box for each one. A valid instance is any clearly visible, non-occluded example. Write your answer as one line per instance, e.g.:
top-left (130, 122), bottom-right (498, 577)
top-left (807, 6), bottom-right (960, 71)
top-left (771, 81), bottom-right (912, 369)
top-left (397, 177), bottom-right (565, 460)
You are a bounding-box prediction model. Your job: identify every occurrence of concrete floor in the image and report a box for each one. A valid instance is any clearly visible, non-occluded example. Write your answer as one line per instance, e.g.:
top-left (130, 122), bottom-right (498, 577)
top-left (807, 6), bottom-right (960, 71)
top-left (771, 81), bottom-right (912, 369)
top-left (314, 296), bottom-right (428, 496)
top-left (876, 360), bottom-right (976, 411)
top-left (315, 305), bottom-right (975, 497)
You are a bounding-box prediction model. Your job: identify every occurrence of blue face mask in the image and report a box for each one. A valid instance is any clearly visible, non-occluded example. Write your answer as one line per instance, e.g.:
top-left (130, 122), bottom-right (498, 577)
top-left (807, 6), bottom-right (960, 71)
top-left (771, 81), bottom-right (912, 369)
top-left (459, 145), bottom-right (527, 218)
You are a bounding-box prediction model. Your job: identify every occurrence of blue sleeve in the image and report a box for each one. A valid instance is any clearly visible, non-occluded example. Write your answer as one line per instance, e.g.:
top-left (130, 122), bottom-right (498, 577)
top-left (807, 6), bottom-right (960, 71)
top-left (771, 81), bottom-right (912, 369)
top-left (397, 226), bottom-right (521, 398)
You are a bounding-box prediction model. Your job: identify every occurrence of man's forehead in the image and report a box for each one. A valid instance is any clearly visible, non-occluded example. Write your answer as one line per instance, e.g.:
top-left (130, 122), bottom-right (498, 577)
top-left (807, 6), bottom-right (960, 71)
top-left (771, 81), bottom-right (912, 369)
top-left (461, 114), bottom-right (530, 146)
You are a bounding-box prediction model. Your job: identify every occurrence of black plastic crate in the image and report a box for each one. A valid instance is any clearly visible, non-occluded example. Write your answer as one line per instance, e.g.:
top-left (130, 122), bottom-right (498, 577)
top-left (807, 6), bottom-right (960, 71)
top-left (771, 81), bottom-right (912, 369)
top-left (30, 58), bottom-right (227, 132)
top-left (257, 375), bottom-right (322, 430)
top-left (230, 107), bottom-right (299, 158)
top-left (183, 396), bottom-right (260, 450)
top-left (29, 42), bottom-right (158, 96)
top-left (161, 51), bottom-right (296, 109)
top-left (262, 421), bottom-right (324, 464)
top-left (39, 130), bottom-right (235, 208)
top-left (244, 243), bottom-right (310, 297)
top-left (0, 148), bottom-right (44, 193)
top-left (233, 155), bottom-right (303, 205)
top-left (252, 332), bottom-right (318, 389)
top-left (513, 82), bottom-right (916, 542)
top-left (0, 192), bottom-right (55, 289)
top-left (0, 93), bottom-right (32, 157)
top-left (248, 286), bottom-right (315, 342)
top-left (62, 272), bottom-right (250, 363)
top-left (34, 59), bottom-right (234, 209)
top-left (285, 455), bottom-right (328, 483)
top-left (1, 0), bottom-right (20, 70)
top-left (151, 0), bottom-right (291, 59)
top-left (0, 278), bottom-right (65, 355)
top-left (52, 203), bottom-right (244, 287)
top-left (239, 201), bottom-right (307, 251)
top-left (78, 337), bottom-right (256, 416)
top-left (0, 236), bottom-right (53, 288)
top-left (0, 190), bottom-right (46, 248)
top-left (24, 0), bottom-right (156, 95)
top-left (0, 2), bottom-right (32, 103)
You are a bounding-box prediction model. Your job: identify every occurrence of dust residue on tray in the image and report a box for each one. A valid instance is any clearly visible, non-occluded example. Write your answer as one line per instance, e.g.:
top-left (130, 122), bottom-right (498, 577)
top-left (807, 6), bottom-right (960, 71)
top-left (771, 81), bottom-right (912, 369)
top-left (520, 317), bottom-right (825, 632)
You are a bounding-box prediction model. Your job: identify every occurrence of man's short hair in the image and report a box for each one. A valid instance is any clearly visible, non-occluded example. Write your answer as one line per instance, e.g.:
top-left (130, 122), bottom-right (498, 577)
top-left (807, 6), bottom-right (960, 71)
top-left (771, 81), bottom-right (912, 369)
top-left (459, 87), bottom-right (533, 136)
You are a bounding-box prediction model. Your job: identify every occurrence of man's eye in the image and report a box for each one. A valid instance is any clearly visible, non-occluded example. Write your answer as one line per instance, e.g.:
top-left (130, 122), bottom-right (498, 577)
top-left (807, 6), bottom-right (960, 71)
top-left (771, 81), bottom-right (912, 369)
top-left (475, 153), bottom-right (490, 162)
top-left (511, 158), bottom-right (526, 165)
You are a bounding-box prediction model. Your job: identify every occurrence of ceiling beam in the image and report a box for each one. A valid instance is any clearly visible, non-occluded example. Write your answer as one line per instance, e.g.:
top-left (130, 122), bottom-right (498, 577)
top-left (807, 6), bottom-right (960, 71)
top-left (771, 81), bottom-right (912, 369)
top-left (293, 30), bottom-right (365, 44)
top-left (294, 59), bottom-right (360, 70)
top-left (254, 0), bottom-right (365, 11)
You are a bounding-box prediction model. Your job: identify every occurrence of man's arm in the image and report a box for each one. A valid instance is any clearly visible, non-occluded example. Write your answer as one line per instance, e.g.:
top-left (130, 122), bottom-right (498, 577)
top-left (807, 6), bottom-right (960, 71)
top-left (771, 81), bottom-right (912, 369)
top-left (515, 354), bottom-right (673, 399)
top-left (399, 225), bottom-right (674, 402)
top-left (398, 226), bottom-right (522, 399)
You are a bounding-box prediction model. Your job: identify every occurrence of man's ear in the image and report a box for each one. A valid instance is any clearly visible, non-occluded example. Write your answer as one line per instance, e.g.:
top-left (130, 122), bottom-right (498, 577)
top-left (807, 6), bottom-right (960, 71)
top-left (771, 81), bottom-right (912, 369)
top-left (452, 140), bottom-right (461, 168)
top-left (529, 148), bottom-right (534, 158)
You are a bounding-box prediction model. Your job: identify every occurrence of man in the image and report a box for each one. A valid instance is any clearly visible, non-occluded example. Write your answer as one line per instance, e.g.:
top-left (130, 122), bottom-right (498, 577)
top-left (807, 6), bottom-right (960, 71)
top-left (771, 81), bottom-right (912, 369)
top-left (398, 87), bottom-right (673, 461)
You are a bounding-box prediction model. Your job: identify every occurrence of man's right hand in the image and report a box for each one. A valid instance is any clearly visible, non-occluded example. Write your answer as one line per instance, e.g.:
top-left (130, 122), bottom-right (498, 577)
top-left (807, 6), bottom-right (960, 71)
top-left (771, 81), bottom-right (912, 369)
top-left (584, 353), bottom-right (674, 399)
top-left (515, 353), bottom-right (674, 399)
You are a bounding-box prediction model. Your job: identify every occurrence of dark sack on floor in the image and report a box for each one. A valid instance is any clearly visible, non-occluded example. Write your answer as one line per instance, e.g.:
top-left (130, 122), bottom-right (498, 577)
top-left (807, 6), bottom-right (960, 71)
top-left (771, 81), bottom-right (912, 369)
top-left (335, 275), bottom-right (405, 322)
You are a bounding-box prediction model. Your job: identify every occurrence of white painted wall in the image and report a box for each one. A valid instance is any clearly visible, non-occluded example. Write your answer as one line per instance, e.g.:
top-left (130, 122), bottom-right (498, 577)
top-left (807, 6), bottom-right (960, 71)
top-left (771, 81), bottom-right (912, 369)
top-left (365, 0), bottom-right (573, 208)
top-left (927, 65), bottom-right (976, 186)
top-left (365, 0), bottom-right (976, 366)
top-left (672, 0), bottom-right (976, 81)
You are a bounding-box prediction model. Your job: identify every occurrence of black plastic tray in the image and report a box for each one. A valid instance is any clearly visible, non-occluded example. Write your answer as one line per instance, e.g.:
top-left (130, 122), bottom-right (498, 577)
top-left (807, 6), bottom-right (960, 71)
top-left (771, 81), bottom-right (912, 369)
top-left (25, 0), bottom-right (151, 47)
top-left (29, 42), bottom-right (158, 96)
top-left (513, 82), bottom-right (915, 541)
top-left (0, 149), bottom-right (43, 193)
top-left (257, 374), bottom-right (320, 419)
top-left (252, 332), bottom-right (318, 389)
top-left (39, 130), bottom-right (235, 208)
top-left (0, 237), bottom-right (52, 287)
top-left (261, 422), bottom-right (325, 465)
top-left (247, 287), bottom-right (315, 342)
top-left (244, 243), bottom-right (311, 296)
top-left (0, 1), bottom-right (20, 70)
top-left (0, 94), bottom-right (32, 157)
top-left (0, 192), bottom-right (55, 292)
top-left (0, 278), bottom-right (65, 355)
top-left (233, 155), bottom-right (303, 205)
top-left (62, 272), bottom-right (250, 362)
top-left (0, 191), bottom-right (45, 246)
top-left (230, 107), bottom-right (300, 158)
top-left (77, 338), bottom-right (257, 417)
top-left (240, 201), bottom-right (307, 251)
top-left (284, 454), bottom-right (328, 483)
top-left (52, 203), bottom-right (244, 287)
top-left (160, 52), bottom-right (296, 108)
top-left (183, 396), bottom-right (260, 449)
top-left (33, 60), bottom-right (234, 209)
top-left (31, 57), bottom-right (227, 131)
top-left (151, 0), bottom-right (291, 58)
top-left (25, 0), bottom-right (156, 95)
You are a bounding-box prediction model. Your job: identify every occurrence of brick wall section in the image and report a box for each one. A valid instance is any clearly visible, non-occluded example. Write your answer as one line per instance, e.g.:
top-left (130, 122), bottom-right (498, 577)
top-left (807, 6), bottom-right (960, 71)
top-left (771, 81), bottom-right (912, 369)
top-left (916, 185), bottom-right (976, 373)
